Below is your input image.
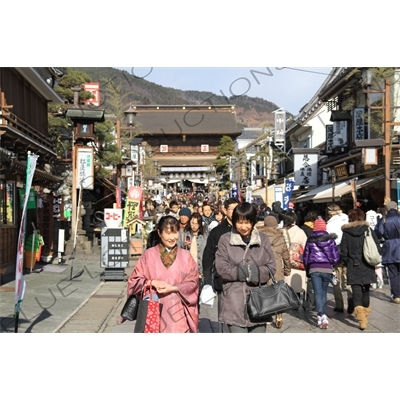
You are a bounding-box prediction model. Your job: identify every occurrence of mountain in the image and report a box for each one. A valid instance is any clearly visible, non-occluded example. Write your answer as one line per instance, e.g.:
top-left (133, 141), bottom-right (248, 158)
top-left (75, 67), bottom-right (285, 128)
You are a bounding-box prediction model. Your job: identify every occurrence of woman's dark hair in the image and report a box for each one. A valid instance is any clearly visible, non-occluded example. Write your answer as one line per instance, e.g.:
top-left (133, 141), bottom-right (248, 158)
top-left (232, 202), bottom-right (257, 227)
top-left (157, 215), bottom-right (180, 233)
top-left (185, 212), bottom-right (205, 235)
top-left (348, 208), bottom-right (365, 222)
top-left (283, 210), bottom-right (297, 227)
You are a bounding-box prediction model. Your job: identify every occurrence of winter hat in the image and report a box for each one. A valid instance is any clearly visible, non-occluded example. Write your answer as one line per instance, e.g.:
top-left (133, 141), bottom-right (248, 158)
top-left (313, 219), bottom-right (327, 231)
top-left (385, 201), bottom-right (398, 210)
top-left (179, 207), bottom-right (192, 217)
top-left (264, 215), bottom-right (278, 228)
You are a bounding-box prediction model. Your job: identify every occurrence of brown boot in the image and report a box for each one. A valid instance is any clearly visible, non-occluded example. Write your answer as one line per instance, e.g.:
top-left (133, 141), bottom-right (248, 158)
top-left (275, 314), bottom-right (283, 329)
top-left (354, 306), bottom-right (367, 330)
top-left (364, 306), bottom-right (372, 325)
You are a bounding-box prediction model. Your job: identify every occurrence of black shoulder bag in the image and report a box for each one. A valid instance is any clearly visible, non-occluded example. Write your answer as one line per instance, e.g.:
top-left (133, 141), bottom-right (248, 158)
top-left (247, 265), bottom-right (301, 321)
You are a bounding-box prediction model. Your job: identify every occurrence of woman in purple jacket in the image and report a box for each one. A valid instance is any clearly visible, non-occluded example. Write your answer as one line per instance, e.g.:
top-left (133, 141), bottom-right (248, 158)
top-left (303, 218), bottom-right (340, 329)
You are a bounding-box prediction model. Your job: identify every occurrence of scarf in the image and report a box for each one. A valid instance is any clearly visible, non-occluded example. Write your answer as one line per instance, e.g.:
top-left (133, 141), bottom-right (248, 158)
top-left (158, 243), bottom-right (178, 269)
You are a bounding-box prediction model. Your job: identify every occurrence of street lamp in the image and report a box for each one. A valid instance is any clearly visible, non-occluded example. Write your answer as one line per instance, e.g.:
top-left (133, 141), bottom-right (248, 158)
top-left (124, 104), bottom-right (137, 127)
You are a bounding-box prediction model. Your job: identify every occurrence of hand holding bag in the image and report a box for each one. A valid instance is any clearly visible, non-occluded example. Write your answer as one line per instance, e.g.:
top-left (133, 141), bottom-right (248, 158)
top-left (247, 265), bottom-right (301, 321)
top-left (134, 282), bottom-right (162, 333)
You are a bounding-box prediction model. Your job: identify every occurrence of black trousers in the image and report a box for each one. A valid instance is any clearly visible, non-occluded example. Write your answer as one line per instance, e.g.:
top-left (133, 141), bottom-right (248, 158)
top-left (351, 284), bottom-right (370, 308)
top-left (386, 263), bottom-right (400, 299)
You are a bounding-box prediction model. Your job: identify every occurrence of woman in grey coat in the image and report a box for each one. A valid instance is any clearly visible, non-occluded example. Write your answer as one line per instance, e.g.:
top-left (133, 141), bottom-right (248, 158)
top-left (215, 202), bottom-right (277, 333)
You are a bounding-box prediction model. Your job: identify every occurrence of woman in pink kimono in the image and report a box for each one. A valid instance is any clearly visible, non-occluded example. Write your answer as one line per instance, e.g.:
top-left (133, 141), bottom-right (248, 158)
top-left (127, 215), bottom-right (199, 333)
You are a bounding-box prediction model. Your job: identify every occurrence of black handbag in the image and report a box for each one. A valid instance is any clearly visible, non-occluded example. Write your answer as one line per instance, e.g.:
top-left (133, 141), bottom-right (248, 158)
top-left (246, 265), bottom-right (301, 321)
top-left (120, 294), bottom-right (140, 321)
top-left (120, 284), bottom-right (145, 321)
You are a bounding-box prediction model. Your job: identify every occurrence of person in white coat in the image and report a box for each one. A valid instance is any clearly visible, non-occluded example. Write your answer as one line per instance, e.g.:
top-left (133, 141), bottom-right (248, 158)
top-left (326, 203), bottom-right (352, 313)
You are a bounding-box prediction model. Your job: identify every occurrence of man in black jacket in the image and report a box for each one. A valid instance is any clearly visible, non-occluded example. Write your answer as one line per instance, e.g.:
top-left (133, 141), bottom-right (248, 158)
top-left (202, 197), bottom-right (239, 332)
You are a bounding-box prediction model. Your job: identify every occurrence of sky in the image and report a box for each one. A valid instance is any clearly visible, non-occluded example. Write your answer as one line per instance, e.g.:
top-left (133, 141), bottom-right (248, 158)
top-left (117, 67), bottom-right (332, 116)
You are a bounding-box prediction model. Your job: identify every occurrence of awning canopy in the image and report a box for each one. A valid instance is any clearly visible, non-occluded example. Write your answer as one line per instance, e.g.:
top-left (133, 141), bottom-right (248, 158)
top-left (252, 183), bottom-right (285, 206)
top-left (294, 175), bottom-right (384, 204)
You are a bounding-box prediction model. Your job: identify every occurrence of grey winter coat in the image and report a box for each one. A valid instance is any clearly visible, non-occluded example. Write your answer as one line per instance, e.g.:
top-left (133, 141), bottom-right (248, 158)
top-left (215, 227), bottom-right (277, 327)
top-left (340, 220), bottom-right (379, 285)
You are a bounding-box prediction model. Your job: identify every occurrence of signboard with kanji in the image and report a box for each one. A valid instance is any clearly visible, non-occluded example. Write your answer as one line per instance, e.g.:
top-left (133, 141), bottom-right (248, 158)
top-left (76, 146), bottom-right (94, 189)
top-left (294, 153), bottom-right (318, 186)
top-left (201, 144), bottom-right (209, 152)
top-left (160, 145), bottom-right (168, 153)
top-left (353, 107), bottom-right (367, 141)
top-left (123, 186), bottom-right (142, 228)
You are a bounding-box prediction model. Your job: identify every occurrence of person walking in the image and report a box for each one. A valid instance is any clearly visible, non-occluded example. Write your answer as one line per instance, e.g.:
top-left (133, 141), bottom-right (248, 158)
top-left (303, 219), bottom-right (340, 329)
top-left (340, 208), bottom-right (381, 330)
top-left (125, 215), bottom-right (199, 333)
top-left (375, 201), bottom-right (400, 304)
top-left (215, 202), bottom-right (277, 333)
top-left (202, 197), bottom-right (239, 332)
top-left (282, 211), bottom-right (308, 300)
top-left (178, 212), bottom-right (208, 290)
top-left (202, 203), bottom-right (215, 228)
top-left (326, 203), bottom-right (352, 313)
top-left (299, 210), bottom-right (320, 311)
top-left (258, 215), bottom-right (292, 329)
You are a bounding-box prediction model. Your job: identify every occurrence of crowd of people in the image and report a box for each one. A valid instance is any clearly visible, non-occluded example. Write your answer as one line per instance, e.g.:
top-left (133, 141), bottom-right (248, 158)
top-left (122, 189), bottom-right (400, 333)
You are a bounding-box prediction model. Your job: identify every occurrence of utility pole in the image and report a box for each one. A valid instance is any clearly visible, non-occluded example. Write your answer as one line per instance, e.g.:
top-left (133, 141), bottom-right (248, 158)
top-left (384, 78), bottom-right (391, 203)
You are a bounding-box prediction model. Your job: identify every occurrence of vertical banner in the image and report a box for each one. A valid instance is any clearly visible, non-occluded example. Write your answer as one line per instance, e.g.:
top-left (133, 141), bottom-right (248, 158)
top-left (76, 147), bottom-right (94, 189)
top-left (123, 186), bottom-right (143, 229)
top-left (283, 180), bottom-right (295, 210)
top-left (15, 153), bottom-right (38, 321)
top-left (274, 109), bottom-right (286, 144)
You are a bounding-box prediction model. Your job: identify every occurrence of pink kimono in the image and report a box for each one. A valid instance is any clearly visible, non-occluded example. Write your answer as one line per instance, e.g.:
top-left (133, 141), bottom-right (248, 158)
top-left (128, 246), bottom-right (199, 333)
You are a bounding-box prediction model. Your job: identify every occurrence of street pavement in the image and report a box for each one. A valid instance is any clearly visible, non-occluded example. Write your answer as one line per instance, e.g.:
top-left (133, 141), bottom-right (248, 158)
top-left (1, 242), bottom-right (399, 333)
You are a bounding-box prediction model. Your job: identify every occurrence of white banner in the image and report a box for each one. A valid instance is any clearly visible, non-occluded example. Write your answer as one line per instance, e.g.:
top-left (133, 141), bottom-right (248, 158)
top-left (15, 153), bottom-right (38, 317)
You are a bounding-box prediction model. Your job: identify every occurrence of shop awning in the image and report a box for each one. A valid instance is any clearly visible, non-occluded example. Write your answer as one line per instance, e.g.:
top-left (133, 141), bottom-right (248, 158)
top-left (252, 183), bottom-right (285, 205)
top-left (294, 175), bottom-right (384, 204)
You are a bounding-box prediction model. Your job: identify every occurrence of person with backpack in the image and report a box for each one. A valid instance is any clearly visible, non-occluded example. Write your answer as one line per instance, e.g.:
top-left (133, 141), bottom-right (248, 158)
top-left (282, 211), bottom-right (308, 301)
top-left (340, 208), bottom-right (381, 330)
top-left (303, 218), bottom-right (340, 329)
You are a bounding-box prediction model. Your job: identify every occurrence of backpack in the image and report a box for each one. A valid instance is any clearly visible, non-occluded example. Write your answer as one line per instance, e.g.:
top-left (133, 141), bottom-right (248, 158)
top-left (363, 227), bottom-right (381, 266)
top-left (285, 230), bottom-right (305, 270)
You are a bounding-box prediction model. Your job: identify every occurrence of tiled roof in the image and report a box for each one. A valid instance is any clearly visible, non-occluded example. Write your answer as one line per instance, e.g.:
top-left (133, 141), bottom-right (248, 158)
top-left (239, 128), bottom-right (263, 140)
top-left (134, 108), bottom-right (241, 135)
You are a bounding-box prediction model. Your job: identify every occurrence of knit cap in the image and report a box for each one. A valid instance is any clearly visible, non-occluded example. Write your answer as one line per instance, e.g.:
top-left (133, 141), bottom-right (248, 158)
top-left (313, 219), bottom-right (327, 231)
top-left (179, 207), bottom-right (192, 217)
top-left (264, 215), bottom-right (278, 228)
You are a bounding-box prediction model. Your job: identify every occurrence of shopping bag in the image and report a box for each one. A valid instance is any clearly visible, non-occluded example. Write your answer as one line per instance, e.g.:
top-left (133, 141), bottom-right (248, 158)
top-left (134, 284), bottom-right (162, 333)
top-left (199, 284), bottom-right (215, 307)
